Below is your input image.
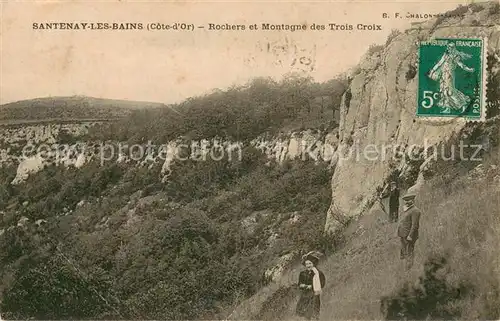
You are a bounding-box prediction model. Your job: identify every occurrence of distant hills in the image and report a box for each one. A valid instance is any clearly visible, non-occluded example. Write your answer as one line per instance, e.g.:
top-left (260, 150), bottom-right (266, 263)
top-left (0, 96), bottom-right (166, 124)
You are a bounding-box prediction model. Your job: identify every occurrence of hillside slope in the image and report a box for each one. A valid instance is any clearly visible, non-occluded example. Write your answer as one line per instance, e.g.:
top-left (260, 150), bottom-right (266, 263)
top-left (230, 2), bottom-right (500, 320)
top-left (0, 75), bottom-right (347, 320)
top-left (231, 117), bottom-right (500, 321)
top-left (0, 96), bottom-right (164, 123)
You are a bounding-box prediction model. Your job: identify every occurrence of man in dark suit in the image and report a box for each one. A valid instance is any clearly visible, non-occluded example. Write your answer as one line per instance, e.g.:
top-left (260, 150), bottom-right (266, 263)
top-left (397, 189), bottom-right (421, 270)
top-left (380, 181), bottom-right (400, 223)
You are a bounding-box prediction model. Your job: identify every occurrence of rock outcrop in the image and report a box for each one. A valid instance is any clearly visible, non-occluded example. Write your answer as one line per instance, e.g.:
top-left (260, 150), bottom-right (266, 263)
top-left (0, 124), bottom-right (337, 185)
top-left (325, 3), bottom-right (500, 233)
top-left (0, 122), bottom-right (98, 145)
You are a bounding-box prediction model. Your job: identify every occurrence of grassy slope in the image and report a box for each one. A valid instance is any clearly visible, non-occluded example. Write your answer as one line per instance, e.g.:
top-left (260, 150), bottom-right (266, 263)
top-left (323, 175), bottom-right (498, 320)
top-left (248, 127), bottom-right (500, 321)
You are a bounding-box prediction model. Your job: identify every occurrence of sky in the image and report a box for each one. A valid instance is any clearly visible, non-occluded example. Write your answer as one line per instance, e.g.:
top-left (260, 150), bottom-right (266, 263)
top-left (0, 0), bottom-right (479, 105)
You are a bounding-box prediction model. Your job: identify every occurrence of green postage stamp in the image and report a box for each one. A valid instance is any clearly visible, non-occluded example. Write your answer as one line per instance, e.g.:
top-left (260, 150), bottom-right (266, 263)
top-left (417, 37), bottom-right (487, 120)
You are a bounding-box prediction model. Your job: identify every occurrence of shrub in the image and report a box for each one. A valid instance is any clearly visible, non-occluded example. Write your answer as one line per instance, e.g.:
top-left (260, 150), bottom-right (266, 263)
top-left (385, 29), bottom-right (401, 46)
top-left (489, 2), bottom-right (500, 15)
top-left (367, 43), bottom-right (384, 56)
top-left (469, 2), bottom-right (484, 13)
top-left (381, 254), bottom-right (471, 320)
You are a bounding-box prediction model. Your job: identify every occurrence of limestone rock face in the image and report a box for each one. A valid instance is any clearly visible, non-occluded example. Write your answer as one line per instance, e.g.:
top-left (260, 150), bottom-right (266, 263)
top-left (1, 125), bottom-right (335, 184)
top-left (11, 155), bottom-right (45, 185)
top-left (325, 7), bottom-right (500, 233)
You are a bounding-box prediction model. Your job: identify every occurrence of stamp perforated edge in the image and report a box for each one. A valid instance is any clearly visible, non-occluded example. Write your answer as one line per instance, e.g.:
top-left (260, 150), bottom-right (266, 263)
top-left (415, 35), bottom-right (489, 123)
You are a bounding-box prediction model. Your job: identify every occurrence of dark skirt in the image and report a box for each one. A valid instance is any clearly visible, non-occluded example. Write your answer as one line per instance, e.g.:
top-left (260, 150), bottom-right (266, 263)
top-left (295, 291), bottom-right (321, 320)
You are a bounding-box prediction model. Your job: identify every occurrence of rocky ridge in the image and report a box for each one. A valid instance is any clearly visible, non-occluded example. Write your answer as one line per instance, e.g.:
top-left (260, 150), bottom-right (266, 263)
top-left (325, 4), bottom-right (500, 233)
top-left (0, 123), bottom-right (339, 185)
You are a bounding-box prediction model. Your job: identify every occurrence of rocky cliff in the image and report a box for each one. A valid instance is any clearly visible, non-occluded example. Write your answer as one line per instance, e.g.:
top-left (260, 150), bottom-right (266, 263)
top-left (0, 123), bottom-right (338, 185)
top-left (325, 4), bottom-right (500, 233)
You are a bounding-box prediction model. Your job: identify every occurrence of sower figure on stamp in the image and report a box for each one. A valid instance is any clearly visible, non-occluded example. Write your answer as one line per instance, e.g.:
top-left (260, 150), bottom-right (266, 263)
top-left (397, 188), bottom-right (421, 270)
top-left (427, 42), bottom-right (475, 113)
top-left (380, 181), bottom-right (400, 223)
top-left (295, 251), bottom-right (325, 320)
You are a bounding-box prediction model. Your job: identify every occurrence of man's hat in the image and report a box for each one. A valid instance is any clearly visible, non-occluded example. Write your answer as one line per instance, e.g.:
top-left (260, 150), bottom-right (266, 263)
top-left (301, 251), bottom-right (322, 266)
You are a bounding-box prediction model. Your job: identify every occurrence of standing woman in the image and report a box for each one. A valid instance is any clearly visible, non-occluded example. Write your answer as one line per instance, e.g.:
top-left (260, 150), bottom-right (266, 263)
top-left (295, 251), bottom-right (326, 320)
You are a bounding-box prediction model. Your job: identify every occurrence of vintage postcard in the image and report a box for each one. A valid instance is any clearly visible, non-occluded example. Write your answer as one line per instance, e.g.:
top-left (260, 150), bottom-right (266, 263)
top-left (1, 1), bottom-right (499, 320)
